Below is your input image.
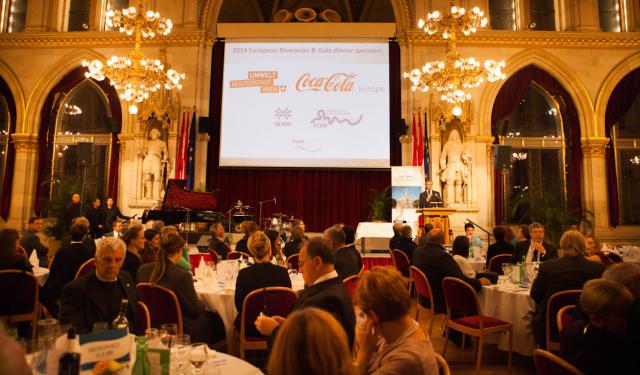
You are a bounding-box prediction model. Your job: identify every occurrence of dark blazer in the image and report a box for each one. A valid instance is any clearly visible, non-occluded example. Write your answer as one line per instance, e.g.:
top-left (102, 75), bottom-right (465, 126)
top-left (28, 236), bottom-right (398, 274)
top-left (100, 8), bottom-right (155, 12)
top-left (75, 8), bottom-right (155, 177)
top-left (419, 190), bottom-right (443, 208)
top-left (104, 205), bottom-right (131, 232)
top-left (389, 234), bottom-right (401, 250)
top-left (60, 271), bottom-right (137, 334)
top-left (63, 202), bottom-right (82, 227)
top-left (85, 207), bottom-right (106, 238)
top-left (334, 245), bottom-right (362, 280)
top-left (121, 250), bottom-right (142, 280)
top-left (233, 262), bottom-right (291, 335)
top-left (283, 239), bottom-right (303, 258)
top-left (45, 242), bottom-right (93, 292)
top-left (395, 237), bottom-right (417, 263)
top-left (60, 236), bottom-right (96, 256)
top-left (20, 229), bottom-right (49, 267)
top-left (235, 236), bottom-right (250, 253)
top-left (530, 256), bottom-right (605, 346)
top-left (486, 241), bottom-right (515, 269)
top-left (208, 237), bottom-right (231, 260)
top-left (412, 244), bottom-right (482, 313)
top-left (137, 262), bottom-right (217, 343)
top-left (0, 255), bottom-right (32, 273)
top-left (512, 239), bottom-right (557, 264)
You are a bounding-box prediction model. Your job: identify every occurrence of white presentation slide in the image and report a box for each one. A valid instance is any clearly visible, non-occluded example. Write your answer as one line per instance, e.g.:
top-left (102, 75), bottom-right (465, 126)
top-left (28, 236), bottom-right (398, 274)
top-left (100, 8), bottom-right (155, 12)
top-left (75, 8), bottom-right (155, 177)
top-left (219, 42), bottom-right (390, 168)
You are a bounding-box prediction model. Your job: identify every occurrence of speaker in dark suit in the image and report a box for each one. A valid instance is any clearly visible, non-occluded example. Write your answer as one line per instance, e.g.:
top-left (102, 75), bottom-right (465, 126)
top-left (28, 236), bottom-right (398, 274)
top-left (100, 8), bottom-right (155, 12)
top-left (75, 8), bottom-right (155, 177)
top-left (419, 180), bottom-right (443, 208)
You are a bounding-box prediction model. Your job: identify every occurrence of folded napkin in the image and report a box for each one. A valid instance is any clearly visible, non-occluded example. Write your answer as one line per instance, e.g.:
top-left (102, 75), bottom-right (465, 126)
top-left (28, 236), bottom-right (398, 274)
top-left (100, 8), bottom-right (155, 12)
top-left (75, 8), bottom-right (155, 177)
top-left (29, 250), bottom-right (39, 268)
top-left (195, 257), bottom-right (206, 279)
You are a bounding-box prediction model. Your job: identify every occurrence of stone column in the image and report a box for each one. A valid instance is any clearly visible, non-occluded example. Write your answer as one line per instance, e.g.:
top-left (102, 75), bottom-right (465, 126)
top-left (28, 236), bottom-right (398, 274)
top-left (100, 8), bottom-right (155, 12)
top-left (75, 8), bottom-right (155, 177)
top-left (400, 135), bottom-right (412, 166)
top-left (475, 135), bottom-right (496, 225)
top-left (6, 134), bottom-right (38, 230)
top-left (581, 137), bottom-right (609, 234)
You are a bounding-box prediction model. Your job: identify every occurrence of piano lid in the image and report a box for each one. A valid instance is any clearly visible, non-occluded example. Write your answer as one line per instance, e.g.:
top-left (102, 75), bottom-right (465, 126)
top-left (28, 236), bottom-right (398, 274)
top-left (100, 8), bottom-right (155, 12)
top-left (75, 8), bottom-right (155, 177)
top-left (162, 179), bottom-right (218, 211)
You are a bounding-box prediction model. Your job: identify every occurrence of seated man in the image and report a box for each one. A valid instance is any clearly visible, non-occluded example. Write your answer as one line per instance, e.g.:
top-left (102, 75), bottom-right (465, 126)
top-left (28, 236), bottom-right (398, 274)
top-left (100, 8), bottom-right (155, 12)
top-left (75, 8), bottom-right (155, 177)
top-left (389, 222), bottom-right (403, 250)
top-left (324, 226), bottom-right (360, 280)
top-left (59, 237), bottom-right (138, 334)
top-left (255, 238), bottom-right (356, 348)
top-left (20, 216), bottom-right (49, 267)
top-left (103, 219), bottom-right (123, 238)
top-left (512, 222), bottom-right (557, 264)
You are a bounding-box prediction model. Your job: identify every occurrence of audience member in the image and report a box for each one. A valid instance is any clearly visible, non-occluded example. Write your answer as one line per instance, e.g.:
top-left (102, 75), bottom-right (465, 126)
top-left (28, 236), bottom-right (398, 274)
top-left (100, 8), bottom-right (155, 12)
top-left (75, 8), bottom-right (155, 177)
top-left (41, 222), bottom-right (93, 316)
top-left (395, 225), bottom-right (417, 266)
top-left (236, 221), bottom-right (258, 254)
top-left (464, 223), bottom-right (483, 249)
top-left (283, 226), bottom-right (305, 258)
top-left (150, 220), bottom-right (164, 233)
top-left (530, 230), bottom-right (604, 347)
top-left (103, 219), bottom-right (122, 238)
top-left (62, 193), bottom-right (82, 230)
top-left (418, 223), bottom-right (434, 247)
top-left (511, 224), bottom-right (530, 265)
top-left (584, 235), bottom-right (621, 266)
top-left (137, 234), bottom-right (225, 344)
top-left (103, 197), bottom-right (131, 233)
top-left (512, 222), bottom-right (557, 264)
top-left (139, 229), bottom-right (160, 264)
top-left (504, 226), bottom-right (516, 247)
top-left (255, 238), bottom-right (356, 348)
top-left (60, 217), bottom-right (96, 255)
top-left (451, 235), bottom-right (475, 278)
top-left (356, 267), bottom-right (438, 375)
top-left (341, 225), bottom-right (362, 270)
top-left (60, 237), bottom-right (138, 334)
top-left (325, 226), bottom-right (360, 280)
top-left (208, 223), bottom-right (231, 260)
top-left (160, 226), bottom-right (191, 273)
top-left (560, 279), bottom-right (633, 374)
top-left (0, 323), bottom-right (30, 375)
top-left (412, 228), bottom-right (486, 314)
top-left (486, 226), bottom-right (515, 269)
top-left (266, 229), bottom-right (286, 263)
top-left (20, 216), bottom-right (49, 267)
top-left (85, 198), bottom-right (105, 238)
top-left (120, 221), bottom-right (144, 279)
top-left (389, 222), bottom-right (403, 250)
top-left (291, 219), bottom-right (306, 232)
top-left (233, 231), bottom-right (291, 336)
top-left (267, 308), bottom-right (356, 375)
top-left (602, 262), bottom-right (640, 360)
top-left (0, 228), bottom-right (31, 272)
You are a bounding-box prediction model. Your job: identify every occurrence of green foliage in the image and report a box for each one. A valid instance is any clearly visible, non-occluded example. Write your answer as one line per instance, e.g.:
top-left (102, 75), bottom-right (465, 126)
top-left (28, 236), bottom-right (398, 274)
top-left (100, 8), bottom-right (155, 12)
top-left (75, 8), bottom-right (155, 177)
top-left (41, 175), bottom-right (83, 239)
top-left (368, 187), bottom-right (391, 221)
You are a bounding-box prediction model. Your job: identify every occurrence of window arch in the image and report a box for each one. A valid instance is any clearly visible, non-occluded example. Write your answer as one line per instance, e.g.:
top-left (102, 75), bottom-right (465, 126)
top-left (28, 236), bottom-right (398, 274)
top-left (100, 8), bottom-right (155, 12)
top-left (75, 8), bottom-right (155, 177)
top-left (0, 75), bottom-right (16, 220)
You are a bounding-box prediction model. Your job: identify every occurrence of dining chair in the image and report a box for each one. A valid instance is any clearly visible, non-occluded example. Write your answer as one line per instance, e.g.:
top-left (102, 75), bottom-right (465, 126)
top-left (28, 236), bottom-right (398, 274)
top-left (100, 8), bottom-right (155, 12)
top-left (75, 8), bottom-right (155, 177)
top-left (0, 270), bottom-right (39, 345)
top-left (435, 353), bottom-right (451, 375)
top-left (441, 277), bottom-right (513, 375)
top-left (342, 274), bottom-right (360, 305)
top-left (286, 253), bottom-right (300, 270)
top-left (410, 266), bottom-right (436, 336)
top-left (391, 249), bottom-right (411, 290)
top-left (239, 287), bottom-right (298, 359)
top-left (136, 283), bottom-right (184, 334)
top-left (488, 254), bottom-right (512, 275)
top-left (227, 251), bottom-right (250, 260)
top-left (546, 290), bottom-right (581, 352)
top-left (533, 348), bottom-right (585, 375)
top-left (556, 304), bottom-right (575, 333)
top-left (74, 258), bottom-right (95, 279)
top-left (135, 301), bottom-right (151, 336)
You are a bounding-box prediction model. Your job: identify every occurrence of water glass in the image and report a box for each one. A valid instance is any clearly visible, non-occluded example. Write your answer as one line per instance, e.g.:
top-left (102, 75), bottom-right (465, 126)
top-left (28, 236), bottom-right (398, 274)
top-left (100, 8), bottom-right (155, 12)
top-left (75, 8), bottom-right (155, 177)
top-left (158, 329), bottom-right (172, 348)
top-left (173, 334), bottom-right (191, 346)
top-left (92, 322), bottom-right (109, 333)
top-left (161, 323), bottom-right (178, 335)
top-left (501, 263), bottom-right (512, 282)
top-left (37, 318), bottom-right (59, 339)
top-left (145, 328), bottom-right (159, 341)
top-left (189, 343), bottom-right (208, 372)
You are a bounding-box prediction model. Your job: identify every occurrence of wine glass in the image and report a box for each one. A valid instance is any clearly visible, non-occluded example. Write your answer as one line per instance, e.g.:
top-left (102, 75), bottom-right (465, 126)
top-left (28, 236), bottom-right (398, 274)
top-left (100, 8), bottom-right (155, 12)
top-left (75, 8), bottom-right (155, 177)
top-left (161, 323), bottom-right (178, 335)
top-left (158, 329), bottom-right (172, 348)
top-left (189, 343), bottom-right (208, 372)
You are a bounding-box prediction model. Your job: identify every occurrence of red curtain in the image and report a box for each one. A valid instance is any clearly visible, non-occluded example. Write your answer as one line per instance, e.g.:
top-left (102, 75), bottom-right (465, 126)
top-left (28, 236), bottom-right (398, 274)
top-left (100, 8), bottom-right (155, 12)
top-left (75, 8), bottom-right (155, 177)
top-left (34, 67), bottom-right (122, 215)
top-left (491, 65), bottom-right (583, 224)
top-left (206, 41), bottom-right (401, 232)
top-left (604, 67), bottom-right (640, 227)
top-left (0, 77), bottom-right (17, 220)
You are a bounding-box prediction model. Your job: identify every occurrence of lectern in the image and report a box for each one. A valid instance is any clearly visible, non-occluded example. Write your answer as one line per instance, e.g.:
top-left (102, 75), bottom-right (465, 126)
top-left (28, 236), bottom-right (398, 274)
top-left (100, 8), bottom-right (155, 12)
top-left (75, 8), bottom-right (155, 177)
top-left (416, 208), bottom-right (457, 244)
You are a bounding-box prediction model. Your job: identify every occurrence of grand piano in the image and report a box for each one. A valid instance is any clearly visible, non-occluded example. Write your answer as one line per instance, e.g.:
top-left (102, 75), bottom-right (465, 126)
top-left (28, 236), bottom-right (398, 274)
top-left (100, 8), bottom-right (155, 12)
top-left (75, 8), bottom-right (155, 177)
top-left (141, 179), bottom-right (221, 225)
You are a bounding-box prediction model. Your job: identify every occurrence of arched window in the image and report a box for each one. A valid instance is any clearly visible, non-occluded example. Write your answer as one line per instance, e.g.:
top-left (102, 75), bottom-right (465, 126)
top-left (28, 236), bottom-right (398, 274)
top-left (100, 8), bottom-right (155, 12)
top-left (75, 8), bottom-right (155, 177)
top-left (612, 93), bottom-right (640, 224)
top-left (599, 0), bottom-right (622, 32)
top-left (52, 80), bottom-right (113, 202)
top-left (493, 83), bottom-right (566, 223)
top-left (489, 0), bottom-right (517, 30)
top-left (0, 96), bottom-right (9, 196)
top-left (1, 0), bottom-right (27, 32)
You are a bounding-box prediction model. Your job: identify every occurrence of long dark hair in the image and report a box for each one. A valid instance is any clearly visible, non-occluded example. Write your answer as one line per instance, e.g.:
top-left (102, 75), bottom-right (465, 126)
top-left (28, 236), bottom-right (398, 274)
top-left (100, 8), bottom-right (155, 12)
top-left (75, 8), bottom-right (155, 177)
top-left (149, 233), bottom-right (186, 283)
top-left (0, 228), bottom-right (22, 266)
top-left (451, 235), bottom-right (470, 257)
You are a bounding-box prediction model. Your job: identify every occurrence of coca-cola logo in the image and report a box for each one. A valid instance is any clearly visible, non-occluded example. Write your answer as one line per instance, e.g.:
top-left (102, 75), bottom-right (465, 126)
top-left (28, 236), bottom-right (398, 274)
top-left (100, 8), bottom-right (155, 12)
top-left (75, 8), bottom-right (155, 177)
top-left (295, 73), bottom-right (356, 92)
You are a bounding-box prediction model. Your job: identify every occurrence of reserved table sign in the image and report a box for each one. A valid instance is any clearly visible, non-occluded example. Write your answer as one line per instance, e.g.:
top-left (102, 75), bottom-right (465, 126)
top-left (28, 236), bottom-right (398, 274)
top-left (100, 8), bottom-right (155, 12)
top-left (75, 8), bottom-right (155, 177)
top-left (78, 328), bottom-right (133, 374)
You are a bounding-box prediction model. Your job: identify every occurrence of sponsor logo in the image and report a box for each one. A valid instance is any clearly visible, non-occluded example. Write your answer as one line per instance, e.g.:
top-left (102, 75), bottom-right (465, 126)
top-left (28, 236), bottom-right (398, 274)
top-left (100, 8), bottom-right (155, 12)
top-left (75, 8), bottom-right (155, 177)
top-left (291, 139), bottom-right (321, 153)
top-left (310, 109), bottom-right (363, 128)
top-left (295, 73), bottom-right (356, 93)
top-left (274, 108), bottom-right (292, 127)
top-left (229, 71), bottom-right (287, 93)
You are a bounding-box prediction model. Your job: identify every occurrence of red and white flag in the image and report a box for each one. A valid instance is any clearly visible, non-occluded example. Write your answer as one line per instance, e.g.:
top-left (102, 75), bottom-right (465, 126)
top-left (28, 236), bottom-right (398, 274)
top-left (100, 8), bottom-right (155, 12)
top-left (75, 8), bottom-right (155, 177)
top-left (175, 110), bottom-right (191, 179)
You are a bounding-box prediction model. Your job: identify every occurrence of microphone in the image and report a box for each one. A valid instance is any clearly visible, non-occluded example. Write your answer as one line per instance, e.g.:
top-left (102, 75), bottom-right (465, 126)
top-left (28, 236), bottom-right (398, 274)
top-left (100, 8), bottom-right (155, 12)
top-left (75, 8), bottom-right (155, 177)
top-left (274, 196), bottom-right (277, 205)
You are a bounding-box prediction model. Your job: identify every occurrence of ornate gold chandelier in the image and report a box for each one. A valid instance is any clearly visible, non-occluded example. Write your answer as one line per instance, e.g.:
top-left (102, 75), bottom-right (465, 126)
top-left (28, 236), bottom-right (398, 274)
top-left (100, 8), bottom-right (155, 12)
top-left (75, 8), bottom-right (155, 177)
top-left (83, 3), bottom-right (185, 115)
top-left (404, 3), bottom-right (505, 116)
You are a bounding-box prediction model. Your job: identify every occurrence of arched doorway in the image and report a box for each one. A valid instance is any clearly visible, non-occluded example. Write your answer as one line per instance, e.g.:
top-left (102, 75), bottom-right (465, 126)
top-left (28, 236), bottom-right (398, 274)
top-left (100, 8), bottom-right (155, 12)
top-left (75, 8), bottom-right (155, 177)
top-left (0, 76), bottom-right (16, 220)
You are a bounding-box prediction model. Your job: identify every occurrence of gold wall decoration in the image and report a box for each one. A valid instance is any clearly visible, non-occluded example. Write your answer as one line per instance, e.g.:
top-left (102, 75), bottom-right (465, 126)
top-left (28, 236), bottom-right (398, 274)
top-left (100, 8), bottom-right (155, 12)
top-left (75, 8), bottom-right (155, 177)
top-left (11, 133), bottom-right (38, 152)
top-left (582, 137), bottom-right (610, 158)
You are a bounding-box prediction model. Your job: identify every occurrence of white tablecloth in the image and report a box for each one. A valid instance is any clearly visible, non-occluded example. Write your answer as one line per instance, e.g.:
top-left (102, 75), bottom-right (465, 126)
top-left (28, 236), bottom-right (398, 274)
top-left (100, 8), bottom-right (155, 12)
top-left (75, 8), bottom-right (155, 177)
top-left (468, 259), bottom-right (486, 273)
top-left (355, 222), bottom-right (394, 252)
top-left (33, 267), bottom-right (50, 286)
top-left (478, 284), bottom-right (536, 356)
top-left (208, 352), bottom-right (263, 375)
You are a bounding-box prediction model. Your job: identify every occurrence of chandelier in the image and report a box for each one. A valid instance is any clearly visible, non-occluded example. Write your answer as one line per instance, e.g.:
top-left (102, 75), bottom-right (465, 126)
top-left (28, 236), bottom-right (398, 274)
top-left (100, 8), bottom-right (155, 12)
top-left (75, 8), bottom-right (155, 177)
top-left (83, 3), bottom-right (185, 115)
top-left (404, 3), bottom-right (505, 117)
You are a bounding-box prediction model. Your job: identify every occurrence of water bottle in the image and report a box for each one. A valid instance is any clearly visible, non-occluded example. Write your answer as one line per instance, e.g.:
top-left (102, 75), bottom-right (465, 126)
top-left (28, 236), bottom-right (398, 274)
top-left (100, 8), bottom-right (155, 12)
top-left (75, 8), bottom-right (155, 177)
top-left (132, 336), bottom-right (151, 375)
top-left (58, 328), bottom-right (80, 375)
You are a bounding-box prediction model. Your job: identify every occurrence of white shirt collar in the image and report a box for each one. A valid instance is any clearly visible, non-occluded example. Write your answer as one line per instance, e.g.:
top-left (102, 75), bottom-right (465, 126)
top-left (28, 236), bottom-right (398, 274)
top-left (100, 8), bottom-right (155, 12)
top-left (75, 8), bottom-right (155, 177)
top-left (312, 270), bottom-right (339, 286)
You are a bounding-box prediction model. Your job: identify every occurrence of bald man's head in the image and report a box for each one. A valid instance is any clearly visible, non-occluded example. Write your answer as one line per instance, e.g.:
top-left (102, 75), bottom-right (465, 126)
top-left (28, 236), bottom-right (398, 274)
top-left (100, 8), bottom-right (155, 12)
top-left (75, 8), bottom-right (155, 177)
top-left (426, 228), bottom-right (445, 245)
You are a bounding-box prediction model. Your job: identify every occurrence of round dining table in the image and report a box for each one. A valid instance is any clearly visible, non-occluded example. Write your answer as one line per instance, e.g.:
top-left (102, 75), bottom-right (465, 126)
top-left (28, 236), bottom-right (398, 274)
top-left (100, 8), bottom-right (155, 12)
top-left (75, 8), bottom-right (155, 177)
top-left (204, 351), bottom-right (264, 375)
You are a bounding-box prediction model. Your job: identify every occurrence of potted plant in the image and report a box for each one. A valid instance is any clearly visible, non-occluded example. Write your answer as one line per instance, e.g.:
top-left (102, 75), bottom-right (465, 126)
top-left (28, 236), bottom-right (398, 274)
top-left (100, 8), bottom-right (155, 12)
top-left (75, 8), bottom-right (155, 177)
top-left (368, 187), bottom-right (391, 222)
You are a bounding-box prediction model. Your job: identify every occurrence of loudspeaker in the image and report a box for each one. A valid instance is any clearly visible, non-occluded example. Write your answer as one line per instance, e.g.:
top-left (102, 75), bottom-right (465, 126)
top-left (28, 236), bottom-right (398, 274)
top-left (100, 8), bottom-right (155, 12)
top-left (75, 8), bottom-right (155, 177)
top-left (494, 145), bottom-right (512, 170)
top-left (77, 142), bottom-right (94, 166)
top-left (198, 117), bottom-right (210, 133)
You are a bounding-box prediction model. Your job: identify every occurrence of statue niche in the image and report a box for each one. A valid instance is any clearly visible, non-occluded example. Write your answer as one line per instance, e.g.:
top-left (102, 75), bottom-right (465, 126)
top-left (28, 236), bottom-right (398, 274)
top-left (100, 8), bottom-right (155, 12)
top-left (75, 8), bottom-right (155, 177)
top-left (139, 116), bottom-right (169, 200)
top-left (439, 124), bottom-right (472, 206)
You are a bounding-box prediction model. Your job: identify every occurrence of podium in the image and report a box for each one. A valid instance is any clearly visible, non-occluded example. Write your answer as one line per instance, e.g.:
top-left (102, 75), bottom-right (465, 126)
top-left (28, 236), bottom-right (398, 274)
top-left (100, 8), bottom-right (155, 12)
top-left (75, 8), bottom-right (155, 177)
top-left (416, 208), bottom-right (457, 244)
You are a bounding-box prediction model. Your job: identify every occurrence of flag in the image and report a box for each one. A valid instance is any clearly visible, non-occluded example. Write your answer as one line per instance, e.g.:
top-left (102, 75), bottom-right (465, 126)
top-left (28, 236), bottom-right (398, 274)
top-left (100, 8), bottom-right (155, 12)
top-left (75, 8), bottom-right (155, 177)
top-left (424, 112), bottom-right (431, 180)
top-left (417, 111), bottom-right (424, 166)
top-left (186, 111), bottom-right (196, 190)
top-left (175, 111), bottom-right (189, 179)
top-left (411, 112), bottom-right (418, 165)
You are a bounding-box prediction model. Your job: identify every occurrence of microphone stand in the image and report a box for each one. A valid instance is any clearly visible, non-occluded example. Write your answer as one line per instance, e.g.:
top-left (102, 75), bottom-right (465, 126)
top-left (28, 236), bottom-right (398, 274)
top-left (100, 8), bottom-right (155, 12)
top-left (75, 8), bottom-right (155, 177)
top-left (225, 204), bottom-right (236, 240)
top-left (257, 197), bottom-right (277, 230)
top-left (466, 218), bottom-right (493, 244)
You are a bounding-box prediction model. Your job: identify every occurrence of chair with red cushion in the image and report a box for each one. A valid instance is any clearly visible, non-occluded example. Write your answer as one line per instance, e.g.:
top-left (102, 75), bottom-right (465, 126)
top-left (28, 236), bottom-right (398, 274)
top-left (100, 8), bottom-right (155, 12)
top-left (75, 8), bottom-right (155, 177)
top-left (488, 254), bottom-right (512, 275)
top-left (342, 275), bottom-right (360, 305)
top-left (74, 258), bottom-right (95, 279)
top-left (391, 249), bottom-right (410, 274)
top-left (0, 270), bottom-right (39, 345)
top-left (547, 290), bottom-right (581, 352)
top-left (556, 305), bottom-right (575, 333)
top-left (286, 253), bottom-right (299, 271)
top-left (533, 348), bottom-right (585, 375)
top-left (441, 277), bottom-right (512, 375)
top-left (136, 283), bottom-right (183, 334)
top-left (135, 301), bottom-right (151, 335)
top-left (410, 266), bottom-right (436, 336)
top-left (227, 251), bottom-right (250, 260)
top-left (189, 253), bottom-right (212, 273)
top-left (239, 287), bottom-right (298, 359)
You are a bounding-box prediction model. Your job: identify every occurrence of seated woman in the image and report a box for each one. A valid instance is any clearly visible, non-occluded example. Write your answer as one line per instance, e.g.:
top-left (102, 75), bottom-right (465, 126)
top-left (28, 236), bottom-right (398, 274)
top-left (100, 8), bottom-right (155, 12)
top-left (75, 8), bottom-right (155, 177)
top-left (356, 266), bottom-right (438, 375)
top-left (452, 236), bottom-right (497, 284)
top-left (560, 279), bottom-right (634, 374)
top-left (584, 235), bottom-right (622, 266)
top-left (140, 229), bottom-right (160, 264)
top-left (268, 307), bottom-right (355, 375)
top-left (159, 226), bottom-right (191, 274)
top-left (265, 229), bottom-right (286, 264)
top-left (234, 231), bottom-right (291, 336)
top-left (394, 225), bottom-right (417, 263)
top-left (137, 234), bottom-right (225, 345)
top-left (283, 226), bottom-right (305, 258)
top-left (207, 223), bottom-right (230, 260)
top-left (0, 228), bottom-right (32, 272)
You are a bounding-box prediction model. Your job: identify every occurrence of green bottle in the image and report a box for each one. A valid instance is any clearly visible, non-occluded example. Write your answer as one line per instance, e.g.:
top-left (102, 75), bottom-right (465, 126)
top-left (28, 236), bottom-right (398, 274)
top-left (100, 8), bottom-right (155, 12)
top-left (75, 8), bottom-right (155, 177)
top-left (132, 336), bottom-right (151, 375)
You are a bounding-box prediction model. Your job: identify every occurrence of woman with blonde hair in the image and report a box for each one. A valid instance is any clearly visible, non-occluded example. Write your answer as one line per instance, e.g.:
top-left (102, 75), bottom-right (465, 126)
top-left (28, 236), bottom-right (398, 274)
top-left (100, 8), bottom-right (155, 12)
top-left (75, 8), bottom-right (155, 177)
top-left (356, 266), bottom-right (438, 375)
top-left (267, 307), bottom-right (356, 375)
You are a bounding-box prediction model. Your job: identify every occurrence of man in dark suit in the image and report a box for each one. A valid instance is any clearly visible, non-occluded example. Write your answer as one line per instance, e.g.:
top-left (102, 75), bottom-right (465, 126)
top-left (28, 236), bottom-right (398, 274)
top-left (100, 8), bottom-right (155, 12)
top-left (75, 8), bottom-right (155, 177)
top-left (512, 222), bottom-right (557, 264)
top-left (486, 226), bottom-right (515, 269)
top-left (60, 236), bottom-right (137, 334)
top-left (389, 222), bottom-right (403, 250)
top-left (41, 222), bottom-right (94, 317)
top-left (20, 216), bottom-right (49, 267)
top-left (85, 198), bottom-right (105, 239)
top-left (419, 180), bottom-right (443, 208)
top-left (103, 220), bottom-right (122, 238)
top-left (413, 228), bottom-right (489, 314)
top-left (324, 226), bottom-right (361, 280)
top-left (103, 197), bottom-right (132, 233)
top-left (60, 217), bottom-right (96, 255)
top-left (341, 225), bottom-right (362, 271)
top-left (63, 193), bottom-right (82, 231)
top-left (255, 237), bottom-right (356, 347)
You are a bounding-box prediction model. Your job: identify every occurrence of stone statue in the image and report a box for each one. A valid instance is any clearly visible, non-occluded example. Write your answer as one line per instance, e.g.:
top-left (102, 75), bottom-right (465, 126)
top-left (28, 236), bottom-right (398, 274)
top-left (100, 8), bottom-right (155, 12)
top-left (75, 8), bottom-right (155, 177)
top-left (439, 129), bottom-right (471, 204)
top-left (142, 128), bottom-right (168, 200)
